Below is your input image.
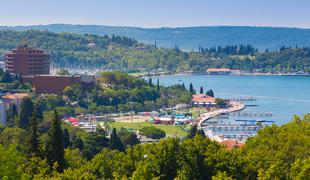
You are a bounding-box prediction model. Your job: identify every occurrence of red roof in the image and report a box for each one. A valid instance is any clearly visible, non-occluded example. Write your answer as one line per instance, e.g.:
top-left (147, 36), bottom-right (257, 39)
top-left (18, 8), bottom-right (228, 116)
top-left (219, 140), bottom-right (244, 150)
top-left (192, 94), bottom-right (215, 103)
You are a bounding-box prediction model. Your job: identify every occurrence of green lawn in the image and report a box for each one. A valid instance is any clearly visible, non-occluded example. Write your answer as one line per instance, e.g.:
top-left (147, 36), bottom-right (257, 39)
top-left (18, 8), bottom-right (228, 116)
top-left (107, 122), bottom-right (188, 137)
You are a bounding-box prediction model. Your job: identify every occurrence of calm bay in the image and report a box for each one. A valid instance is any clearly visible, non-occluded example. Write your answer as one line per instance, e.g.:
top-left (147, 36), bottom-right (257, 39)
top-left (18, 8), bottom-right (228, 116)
top-left (154, 75), bottom-right (310, 125)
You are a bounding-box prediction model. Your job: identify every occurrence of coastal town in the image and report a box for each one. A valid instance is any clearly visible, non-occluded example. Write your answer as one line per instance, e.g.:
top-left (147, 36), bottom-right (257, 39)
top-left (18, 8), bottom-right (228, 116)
top-left (0, 45), bottom-right (275, 148)
top-left (1, 1), bottom-right (310, 179)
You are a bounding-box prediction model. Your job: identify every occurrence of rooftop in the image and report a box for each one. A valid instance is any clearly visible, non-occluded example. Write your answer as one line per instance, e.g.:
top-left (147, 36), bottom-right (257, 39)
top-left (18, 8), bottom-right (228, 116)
top-left (219, 140), bottom-right (244, 150)
top-left (207, 68), bottom-right (231, 72)
top-left (2, 93), bottom-right (29, 99)
top-left (192, 94), bottom-right (215, 103)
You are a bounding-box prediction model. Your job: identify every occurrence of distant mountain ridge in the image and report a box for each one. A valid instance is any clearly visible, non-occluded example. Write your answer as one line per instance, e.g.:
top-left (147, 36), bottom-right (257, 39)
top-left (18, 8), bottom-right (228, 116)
top-left (1, 24), bottom-right (310, 50)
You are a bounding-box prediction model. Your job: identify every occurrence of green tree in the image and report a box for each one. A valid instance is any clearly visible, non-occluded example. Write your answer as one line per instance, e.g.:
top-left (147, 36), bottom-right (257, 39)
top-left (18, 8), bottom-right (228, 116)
top-left (56, 69), bottom-right (70, 75)
top-left (109, 128), bottom-right (125, 152)
top-left (1, 71), bottom-right (12, 83)
top-left (0, 145), bottom-right (23, 179)
top-left (215, 98), bottom-right (227, 108)
top-left (7, 103), bottom-right (18, 124)
top-left (44, 110), bottom-right (65, 172)
top-left (63, 86), bottom-right (75, 100)
top-left (34, 103), bottom-right (44, 122)
top-left (189, 83), bottom-right (195, 94)
top-left (118, 128), bottom-right (140, 148)
top-left (148, 78), bottom-right (153, 87)
top-left (83, 132), bottom-right (109, 160)
top-left (206, 89), bottom-right (215, 97)
top-left (63, 129), bottom-right (70, 149)
top-left (28, 109), bottom-right (40, 155)
top-left (187, 124), bottom-right (205, 139)
top-left (71, 135), bottom-right (84, 151)
top-left (199, 86), bottom-right (204, 94)
top-left (157, 78), bottom-right (160, 91)
top-left (17, 97), bottom-right (34, 128)
top-left (140, 126), bottom-right (166, 139)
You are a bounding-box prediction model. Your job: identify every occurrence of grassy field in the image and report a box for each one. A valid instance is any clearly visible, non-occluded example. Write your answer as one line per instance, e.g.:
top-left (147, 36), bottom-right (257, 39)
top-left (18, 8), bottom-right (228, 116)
top-left (108, 122), bottom-right (188, 137)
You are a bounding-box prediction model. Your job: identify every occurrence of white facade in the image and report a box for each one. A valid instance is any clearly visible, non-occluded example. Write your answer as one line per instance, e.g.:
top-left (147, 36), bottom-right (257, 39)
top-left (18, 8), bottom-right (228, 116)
top-left (0, 100), bottom-right (7, 125)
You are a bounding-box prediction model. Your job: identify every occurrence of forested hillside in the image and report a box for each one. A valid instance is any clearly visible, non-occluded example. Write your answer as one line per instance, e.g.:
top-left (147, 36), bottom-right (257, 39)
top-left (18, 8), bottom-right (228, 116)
top-left (1, 114), bottom-right (310, 179)
top-left (0, 30), bottom-right (310, 73)
top-left (2, 24), bottom-right (310, 50)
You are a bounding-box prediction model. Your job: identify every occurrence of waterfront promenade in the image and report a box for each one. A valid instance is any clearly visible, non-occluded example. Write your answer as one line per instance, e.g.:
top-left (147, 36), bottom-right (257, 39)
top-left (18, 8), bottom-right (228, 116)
top-left (196, 101), bottom-right (245, 128)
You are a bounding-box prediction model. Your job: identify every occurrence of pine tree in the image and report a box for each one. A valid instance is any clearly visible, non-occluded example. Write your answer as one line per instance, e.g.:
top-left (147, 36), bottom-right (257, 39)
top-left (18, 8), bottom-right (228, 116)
top-left (45, 110), bottom-right (64, 172)
top-left (71, 136), bottom-right (84, 151)
top-left (189, 83), bottom-right (194, 94)
top-left (109, 128), bottom-right (124, 152)
top-left (7, 103), bottom-right (18, 124)
top-left (157, 79), bottom-right (160, 92)
top-left (182, 83), bottom-right (185, 90)
top-left (63, 129), bottom-right (70, 149)
top-left (148, 78), bottom-right (153, 87)
top-left (200, 86), bottom-right (204, 94)
top-left (34, 104), bottom-right (44, 123)
top-left (28, 108), bottom-right (40, 155)
top-left (206, 89), bottom-right (214, 97)
top-left (17, 97), bottom-right (34, 128)
top-left (187, 125), bottom-right (206, 139)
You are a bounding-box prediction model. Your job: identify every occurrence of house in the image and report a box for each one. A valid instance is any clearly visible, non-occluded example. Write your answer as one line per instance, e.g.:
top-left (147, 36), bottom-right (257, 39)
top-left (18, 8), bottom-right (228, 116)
top-left (192, 94), bottom-right (216, 107)
top-left (1, 93), bottom-right (29, 111)
top-left (153, 116), bottom-right (174, 124)
top-left (219, 140), bottom-right (244, 150)
top-left (207, 68), bottom-right (231, 75)
top-left (0, 100), bottom-right (6, 125)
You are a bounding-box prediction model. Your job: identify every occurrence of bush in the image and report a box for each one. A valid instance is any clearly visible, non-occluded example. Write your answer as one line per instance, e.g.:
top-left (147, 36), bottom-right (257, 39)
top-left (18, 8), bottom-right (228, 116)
top-left (140, 126), bottom-right (166, 139)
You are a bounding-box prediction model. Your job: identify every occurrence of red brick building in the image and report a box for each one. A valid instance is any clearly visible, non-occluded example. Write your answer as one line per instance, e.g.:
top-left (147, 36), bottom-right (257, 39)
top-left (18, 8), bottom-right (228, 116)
top-left (5, 46), bottom-right (50, 76)
top-left (25, 74), bottom-right (95, 94)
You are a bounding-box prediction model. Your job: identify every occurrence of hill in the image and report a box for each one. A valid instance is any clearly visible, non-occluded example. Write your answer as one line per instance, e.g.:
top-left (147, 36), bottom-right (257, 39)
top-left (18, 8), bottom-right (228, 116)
top-left (1, 24), bottom-right (310, 50)
top-left (0, 30), bottom-right (309, 73)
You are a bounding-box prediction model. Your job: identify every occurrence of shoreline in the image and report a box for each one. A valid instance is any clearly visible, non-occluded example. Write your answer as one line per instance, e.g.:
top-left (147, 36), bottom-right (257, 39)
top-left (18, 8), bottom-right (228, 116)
top-left (196, 101), bottom-right (245, 128)
top-left (139, 72), bottom-right (310, 78)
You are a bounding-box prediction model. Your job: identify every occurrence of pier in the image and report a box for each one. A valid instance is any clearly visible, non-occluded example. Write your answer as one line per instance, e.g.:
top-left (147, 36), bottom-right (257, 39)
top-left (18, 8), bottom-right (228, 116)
top-left (226, 111), bottom-right (272, 117)
top-left (229, 97), bottom-right (257, 101)
top-left (202, 124), bottom-right (261, 131)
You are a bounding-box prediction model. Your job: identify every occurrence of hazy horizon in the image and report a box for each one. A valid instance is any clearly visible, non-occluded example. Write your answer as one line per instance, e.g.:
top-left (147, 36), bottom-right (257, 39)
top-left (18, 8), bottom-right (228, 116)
top-left (1, 0), bottom-right (310, 28)
top-left (1, 23), bottom-right (310, 30)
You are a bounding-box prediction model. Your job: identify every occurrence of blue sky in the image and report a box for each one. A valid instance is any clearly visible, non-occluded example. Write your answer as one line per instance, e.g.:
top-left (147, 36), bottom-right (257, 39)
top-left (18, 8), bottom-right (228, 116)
top-left (0, 0), bottom-right (310, 28)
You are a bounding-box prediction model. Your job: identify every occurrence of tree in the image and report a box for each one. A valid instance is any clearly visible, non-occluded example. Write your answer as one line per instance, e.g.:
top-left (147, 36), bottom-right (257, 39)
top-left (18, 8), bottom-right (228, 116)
top-left (71, 136), bottom-right (84, 151)
top-left (157, 78), bottom-right (160, 91)
top-left (63, 86), bottom-right (74, 99)
top-left (187, 124), bottom-right (205, 139)
top-left (0, 145), bottom-right (23, 179)
top-left (189, 83), bottom-right (195, 94)
top-left (206, 89), bottom-right (214, 97)
top-left (17, 97), bottom-right (34, 128)
top-left (200, 86), bottom-right (204, 94)
top-left (7, 103), bottom-right (18, 124)
top-left (109, 128), bottom-right (124, 152)
top-left (56, 69), bottom-right (70, 75)
top-left (118, 128), bottom-right (140, 148)
top-left (44, 110), bottom-right (65, 172)
top-left (34, 103), bottom-right (44, 122)
top-left (1, 71), bottom-right (12, 83)
top-left (215, 98), bottom-right (227, 108)
top-left (148, 78), bottom-right (153, 87)
top-left (28, 109), bottom-right (40, 155)
top-left (140, 126), bottom-right (166, 139)
top-left (182, 83), bottom-right (185, 90)
top-left (63, 129), bottom-right (70, 149)
top-left (83, 132), bottom-right (109, 160)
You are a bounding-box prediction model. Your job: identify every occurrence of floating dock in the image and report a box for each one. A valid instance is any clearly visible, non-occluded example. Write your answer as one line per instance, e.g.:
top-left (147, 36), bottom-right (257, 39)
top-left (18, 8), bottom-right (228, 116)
top-left (225, 112), bottom-right (272, 117)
